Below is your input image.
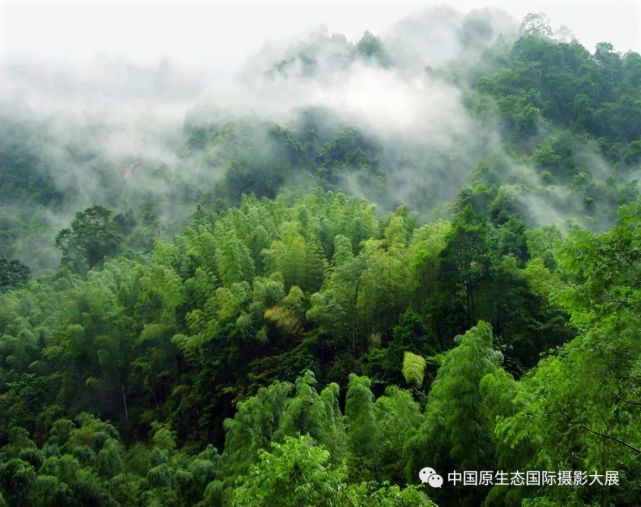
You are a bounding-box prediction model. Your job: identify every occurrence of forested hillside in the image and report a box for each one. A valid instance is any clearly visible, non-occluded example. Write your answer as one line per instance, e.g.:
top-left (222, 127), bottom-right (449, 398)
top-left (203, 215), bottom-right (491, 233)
top-left (1, 9), bottom-right (641, 506)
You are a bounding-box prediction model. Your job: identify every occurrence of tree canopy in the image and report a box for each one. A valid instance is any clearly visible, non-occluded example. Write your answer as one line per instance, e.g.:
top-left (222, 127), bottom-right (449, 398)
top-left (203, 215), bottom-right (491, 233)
top-left (2, 14), bottom-right (641, 507)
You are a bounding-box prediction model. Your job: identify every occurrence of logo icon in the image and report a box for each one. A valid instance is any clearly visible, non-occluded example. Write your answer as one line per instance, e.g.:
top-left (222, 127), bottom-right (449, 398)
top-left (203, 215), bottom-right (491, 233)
top-left (419, 467), bottom-right (443, 488)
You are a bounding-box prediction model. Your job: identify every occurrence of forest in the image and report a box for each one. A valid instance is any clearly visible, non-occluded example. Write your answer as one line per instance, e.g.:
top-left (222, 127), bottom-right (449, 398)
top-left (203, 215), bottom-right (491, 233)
top-left (1, 8), bottom-right (641, 507)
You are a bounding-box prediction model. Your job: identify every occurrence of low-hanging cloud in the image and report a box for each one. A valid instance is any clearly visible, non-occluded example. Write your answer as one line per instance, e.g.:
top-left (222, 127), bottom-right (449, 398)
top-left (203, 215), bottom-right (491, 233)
top-left (1, 4), bottom-right (629, 272)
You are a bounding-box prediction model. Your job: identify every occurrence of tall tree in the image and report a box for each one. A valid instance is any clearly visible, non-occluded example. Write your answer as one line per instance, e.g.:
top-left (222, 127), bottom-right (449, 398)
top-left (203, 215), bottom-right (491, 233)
top-left (55, 205), bottom-right (122, 272)
top-left (406, 321), bottom-right (502, 507)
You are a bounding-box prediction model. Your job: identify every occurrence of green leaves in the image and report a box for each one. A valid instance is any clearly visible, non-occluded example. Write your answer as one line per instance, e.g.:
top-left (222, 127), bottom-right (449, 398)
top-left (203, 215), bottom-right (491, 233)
top-left (557, 203), bottom-right (641, 325)
top-left (476, 30), bottom-right (641, 164)
top-left (232, 435), bottom-right (348, 507)
top-left (4, 186), bottom-right (641, 505)
top-left (344, 374), bottom-right (379, 471)
top-left (406, 321), bottom-right (503, 505)
top-left (402, 351), bottom-right (426, 388)
top-left (55, 205), bottom-right (123, 272)
top-left (0, 258), bottom-right (30, 292)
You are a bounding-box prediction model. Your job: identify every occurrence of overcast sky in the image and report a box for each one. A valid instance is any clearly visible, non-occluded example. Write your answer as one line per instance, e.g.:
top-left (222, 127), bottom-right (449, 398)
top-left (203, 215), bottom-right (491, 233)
top-left (1, 0), bottom-right (639, 71)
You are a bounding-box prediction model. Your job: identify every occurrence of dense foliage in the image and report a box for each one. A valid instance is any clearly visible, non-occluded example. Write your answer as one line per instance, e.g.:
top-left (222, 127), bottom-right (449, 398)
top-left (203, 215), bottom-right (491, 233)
top-left (2, 16), bottom-right (641, 507)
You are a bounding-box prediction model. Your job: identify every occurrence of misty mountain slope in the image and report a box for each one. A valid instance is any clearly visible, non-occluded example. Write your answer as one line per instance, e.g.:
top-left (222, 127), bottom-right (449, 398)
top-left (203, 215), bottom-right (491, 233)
top-left (1, 10), bottom-right (639, 275)
top-left (1, 8), bottom-right (641, 506)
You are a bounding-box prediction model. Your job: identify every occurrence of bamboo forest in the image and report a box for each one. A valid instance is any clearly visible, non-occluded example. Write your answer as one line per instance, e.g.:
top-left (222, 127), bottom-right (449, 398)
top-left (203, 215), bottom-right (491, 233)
top-left (1, 6), bottom-right (641, 506)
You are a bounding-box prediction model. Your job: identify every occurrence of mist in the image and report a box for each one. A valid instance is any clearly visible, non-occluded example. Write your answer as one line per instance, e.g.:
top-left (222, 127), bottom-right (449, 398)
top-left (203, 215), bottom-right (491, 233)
top-left (1, 4), bottom-right (639, 272)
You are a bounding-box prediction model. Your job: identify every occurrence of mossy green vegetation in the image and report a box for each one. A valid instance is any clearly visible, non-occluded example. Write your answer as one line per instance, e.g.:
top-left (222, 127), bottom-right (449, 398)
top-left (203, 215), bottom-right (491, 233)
top-left (2, 17), bottom-right (641, 507)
